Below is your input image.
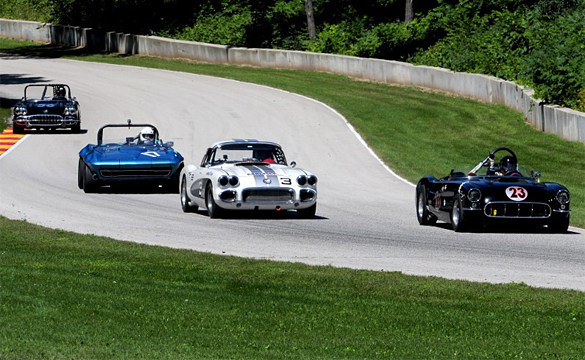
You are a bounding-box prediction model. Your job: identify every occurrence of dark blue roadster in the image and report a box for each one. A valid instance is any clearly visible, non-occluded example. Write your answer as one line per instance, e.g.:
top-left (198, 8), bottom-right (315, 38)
top-left (416, 147), bottom-right (570, 232)
top-left (78, 121), bottom-right (184, 193)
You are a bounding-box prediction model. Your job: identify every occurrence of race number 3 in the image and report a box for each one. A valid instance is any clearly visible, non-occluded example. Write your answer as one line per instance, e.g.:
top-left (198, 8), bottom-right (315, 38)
top-left (506, 186), bottom-right (527, 201)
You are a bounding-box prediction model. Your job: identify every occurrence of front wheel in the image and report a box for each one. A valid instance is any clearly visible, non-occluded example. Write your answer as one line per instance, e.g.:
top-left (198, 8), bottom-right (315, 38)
top-left (181, 177), bottom-right (198, 213)
top-left (416, 184), bottom-right (436, 226)
top-left (297, 203), bottom-right (317, 219)
top-left (83, 165), bottom-right (98, 193)
top-left (77, 158), bottom-right (84, 189)
top-left (205, 184), bottom-right (223, 218)
top-left (12, 124), bottom-right (24, 134)
top-left (451, 195), bottom-right (469, 232)
top-left (548, 214), bottom-right (569, 233)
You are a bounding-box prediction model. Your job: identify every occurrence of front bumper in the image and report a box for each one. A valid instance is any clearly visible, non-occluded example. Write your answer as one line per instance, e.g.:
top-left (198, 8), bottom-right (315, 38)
top-left (217, 187), bottom-right (317, 210)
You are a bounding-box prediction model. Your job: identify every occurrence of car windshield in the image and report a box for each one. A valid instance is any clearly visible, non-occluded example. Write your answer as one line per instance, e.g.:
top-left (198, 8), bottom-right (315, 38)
top-left (100, 127), bottom-right (158, 146)
top-left (25, 85), bottom-right (68, 100)
top-left (212, 144), bottom-right (285, 165)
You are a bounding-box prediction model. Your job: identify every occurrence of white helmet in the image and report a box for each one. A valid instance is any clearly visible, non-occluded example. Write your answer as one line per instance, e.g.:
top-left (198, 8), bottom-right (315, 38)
top-left (139, 127), bottom-right (154, 142)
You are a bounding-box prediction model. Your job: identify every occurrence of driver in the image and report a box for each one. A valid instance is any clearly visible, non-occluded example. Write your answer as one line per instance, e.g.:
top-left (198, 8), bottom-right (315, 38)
top-left (137, 127), bottom-right (155, 144)
top-left (53, 86), bottom-right (66, 99)
top-left (254, 149), bottom-right (275, 163)
top-left (499, 155), bottom-right (520, 176)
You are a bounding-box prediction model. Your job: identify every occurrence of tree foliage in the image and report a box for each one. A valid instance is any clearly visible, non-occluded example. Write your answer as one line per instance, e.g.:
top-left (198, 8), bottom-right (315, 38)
top-left (1, 0), bottom-right (584, 109)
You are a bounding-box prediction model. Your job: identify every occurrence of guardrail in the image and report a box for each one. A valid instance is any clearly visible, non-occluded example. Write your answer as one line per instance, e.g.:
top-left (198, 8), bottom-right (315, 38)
top-left (1, 18), bottom-right (584, 145)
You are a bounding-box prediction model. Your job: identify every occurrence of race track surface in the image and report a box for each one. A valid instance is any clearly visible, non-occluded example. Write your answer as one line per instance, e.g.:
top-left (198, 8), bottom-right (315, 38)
top-left (1, 56), bottom-right (584, 291)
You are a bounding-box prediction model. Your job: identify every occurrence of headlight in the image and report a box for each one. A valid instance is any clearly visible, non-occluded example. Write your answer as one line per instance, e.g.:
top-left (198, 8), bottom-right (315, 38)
top-left (297, 175), bottom-right (307, 185)
top-left (218, 175), bottom-right (229, 186)
top-left (556, 190), bottom-right (570, 205)
top-left (13, 105), bottom-right (27, 116)
top-left (307, 175), bottom-right (317, 186)
top-left (64, 105), bottom-right (78, 115)
top-left (468, 188), bottom-right (481, 202)
top-left (229, 176), bottom-right (239, 186)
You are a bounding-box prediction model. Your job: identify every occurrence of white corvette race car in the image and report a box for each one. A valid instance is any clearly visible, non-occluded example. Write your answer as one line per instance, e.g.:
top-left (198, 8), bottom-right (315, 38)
top-left (179, 139), bottom-right (318, 218)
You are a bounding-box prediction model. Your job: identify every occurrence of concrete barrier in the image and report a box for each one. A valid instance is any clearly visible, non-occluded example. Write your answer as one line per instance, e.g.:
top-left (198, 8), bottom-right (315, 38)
top-left (2, 17), bottom-right (585, 146)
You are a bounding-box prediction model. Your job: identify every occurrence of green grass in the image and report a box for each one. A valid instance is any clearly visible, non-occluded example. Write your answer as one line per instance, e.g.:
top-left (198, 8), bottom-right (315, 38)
top-left (1, 216), bottom-right (584, 359)
top-left (2, 38), bottom-right (584, 226)
top-left (1, 38), bottom-right (585, 359)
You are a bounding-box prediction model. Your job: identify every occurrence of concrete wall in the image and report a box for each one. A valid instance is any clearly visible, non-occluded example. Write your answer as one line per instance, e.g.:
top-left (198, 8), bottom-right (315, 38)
top-left (2, 18), bottom-right (585, 145)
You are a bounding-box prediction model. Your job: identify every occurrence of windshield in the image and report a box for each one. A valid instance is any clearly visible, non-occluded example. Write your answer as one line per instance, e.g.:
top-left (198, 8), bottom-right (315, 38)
top-left (212, 144), bottom-right (286, 165)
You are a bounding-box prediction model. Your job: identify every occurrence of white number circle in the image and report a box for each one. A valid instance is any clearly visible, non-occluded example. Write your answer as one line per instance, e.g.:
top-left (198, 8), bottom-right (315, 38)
top-left (506, 186), bottom-right (528, 201)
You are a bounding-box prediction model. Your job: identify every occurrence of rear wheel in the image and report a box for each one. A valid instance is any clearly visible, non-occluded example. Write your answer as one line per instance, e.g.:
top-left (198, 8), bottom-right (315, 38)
top-left (205, 183), bottom-right (223, 218)
top-left (416, 185), bottom-right (436, 226)
top-left (297, 203), bottom-right (317, 219)
top-left (181, 177), bottom-right (198, 213)
top-left (83, 165), bottom-right (98, 193)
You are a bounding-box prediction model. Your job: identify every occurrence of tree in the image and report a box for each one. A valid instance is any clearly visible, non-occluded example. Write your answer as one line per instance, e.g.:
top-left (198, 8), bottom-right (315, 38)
top-left (305, 0), bottom-right (316, 40)
top-left (405, 0), bottom-right (414, 23)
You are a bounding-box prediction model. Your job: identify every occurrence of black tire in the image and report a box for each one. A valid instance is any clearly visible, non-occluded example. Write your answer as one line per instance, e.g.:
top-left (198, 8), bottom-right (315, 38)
top-left (297, 203), bottom-right (317, 219)
top-left (416, 184), bottom-right (437, 226)
top-left (181, 177), bottom-right (198, 213)
top-left (548, 214), bottom-right (569, 233)
top-left (83, 165), bottom-right (98, 193)
top-left (71, 123), bottom-right (81, 133)
top-left (451, 195), bottom-right (470, 232)
top-left (205, 183), bottom-right (223, 218)
top-left (12, 124), bottom-right (24, 134)
top-left (77, 158), bottom-right (84, 189)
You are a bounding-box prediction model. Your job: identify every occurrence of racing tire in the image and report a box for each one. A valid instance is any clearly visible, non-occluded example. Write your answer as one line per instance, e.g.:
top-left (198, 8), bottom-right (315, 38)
top-left (71, 123), bottom-right (81, 133)
top-left (12, 124), bottom-right (24, 134)
top-left (205, 184), bottom-right (223, 218)
top-left (451, 195), bottom-right (470, 232)
top-left (83, 165), bottom-right (98, 193)
top-left (181, 177), bottom-right (198, 213)
top-left (416, 185), bottom-right (437, 226)
top-left (77, 158), bottom-right (84, 189)
top-left (297, 203), bottom-right (317, 219)
top-left (548, 214), bottom-right (569, 233)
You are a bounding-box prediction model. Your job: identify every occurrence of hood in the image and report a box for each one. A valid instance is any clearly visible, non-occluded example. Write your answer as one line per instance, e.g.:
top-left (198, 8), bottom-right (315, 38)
top-left (86, 145), bottom-right (182, 168)
top-left (470, 178), bottom-right (555, 202)
top-left (25, 100), bottom-right (67, 115)
top-left (217, 163), bottom-right (307, 177)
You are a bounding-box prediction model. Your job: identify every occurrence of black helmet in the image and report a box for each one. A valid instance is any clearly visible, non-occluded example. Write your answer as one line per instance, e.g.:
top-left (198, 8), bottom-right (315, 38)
top-left (500, 155), bottom-right (517, 173)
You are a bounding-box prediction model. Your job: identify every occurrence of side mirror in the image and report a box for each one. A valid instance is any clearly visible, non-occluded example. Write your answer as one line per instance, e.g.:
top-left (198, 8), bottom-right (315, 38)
top-left (533, 171), bottom-right (541, 183)
top-left (290, 161), bottom-right (296, 168)
top-left (125, 137), bottom-right (134, 144)
top-left (164, 141), bottom-right (174, 147)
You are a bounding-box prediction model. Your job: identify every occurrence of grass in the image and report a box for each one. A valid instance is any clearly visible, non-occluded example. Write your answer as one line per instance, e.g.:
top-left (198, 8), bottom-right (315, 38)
top-left (1, 216), bottom-right (584, 359)
top-left (1, 38), bottom-right (585, 359)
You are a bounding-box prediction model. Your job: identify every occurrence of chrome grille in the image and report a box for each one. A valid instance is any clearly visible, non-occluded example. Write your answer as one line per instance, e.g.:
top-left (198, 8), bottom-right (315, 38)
top-left (242, 188), bottom-right (293, 203)
top-left (100, 169), bottom-right (171, 178)
top-left (484, 202), bottom-right (551, 218)
top-left (27, 114), bottom-right (64, 124)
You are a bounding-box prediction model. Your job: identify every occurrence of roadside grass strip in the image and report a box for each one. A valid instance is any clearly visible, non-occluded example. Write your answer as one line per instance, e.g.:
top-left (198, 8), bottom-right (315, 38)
top-left (0, 127), bottom-right (26, 158)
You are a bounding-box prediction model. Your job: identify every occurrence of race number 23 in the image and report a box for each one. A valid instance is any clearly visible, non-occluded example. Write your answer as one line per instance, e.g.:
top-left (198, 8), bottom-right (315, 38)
top-left (506, 186), bottom-right (527, 201)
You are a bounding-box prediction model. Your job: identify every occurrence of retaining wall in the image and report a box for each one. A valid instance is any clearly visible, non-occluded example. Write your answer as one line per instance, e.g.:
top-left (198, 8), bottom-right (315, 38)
top-left (1, 18), bottom-right (584, 145)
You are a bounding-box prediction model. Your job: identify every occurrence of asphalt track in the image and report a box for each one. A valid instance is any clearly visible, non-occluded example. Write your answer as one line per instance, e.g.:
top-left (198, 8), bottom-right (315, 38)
top-left (1, 55), bottom-right (584, 291)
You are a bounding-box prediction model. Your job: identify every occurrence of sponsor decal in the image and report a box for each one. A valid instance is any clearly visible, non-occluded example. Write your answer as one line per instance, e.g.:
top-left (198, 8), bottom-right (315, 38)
top-left (141, 151), bottom-right (161, 158)
top-left (506, 186), bottom-right (527, 201)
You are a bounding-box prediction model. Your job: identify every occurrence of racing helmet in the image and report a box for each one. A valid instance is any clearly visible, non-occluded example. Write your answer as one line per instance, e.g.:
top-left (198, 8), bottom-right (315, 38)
top-left (54, 86), bottom-right (66, 98)
top-left (499, 155), bottom-right (517, 173)
top-left (139, 127), bottom-right (155, 142)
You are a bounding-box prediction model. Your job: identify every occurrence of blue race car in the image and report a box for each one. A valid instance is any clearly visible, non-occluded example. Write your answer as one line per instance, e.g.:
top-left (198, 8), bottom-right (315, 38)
top-left (78, 121), bottom-right (184, 193)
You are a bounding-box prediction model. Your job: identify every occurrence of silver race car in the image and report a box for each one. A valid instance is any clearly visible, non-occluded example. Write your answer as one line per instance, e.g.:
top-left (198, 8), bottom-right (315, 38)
top-left (180, 139), bottom-right (317, 218)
